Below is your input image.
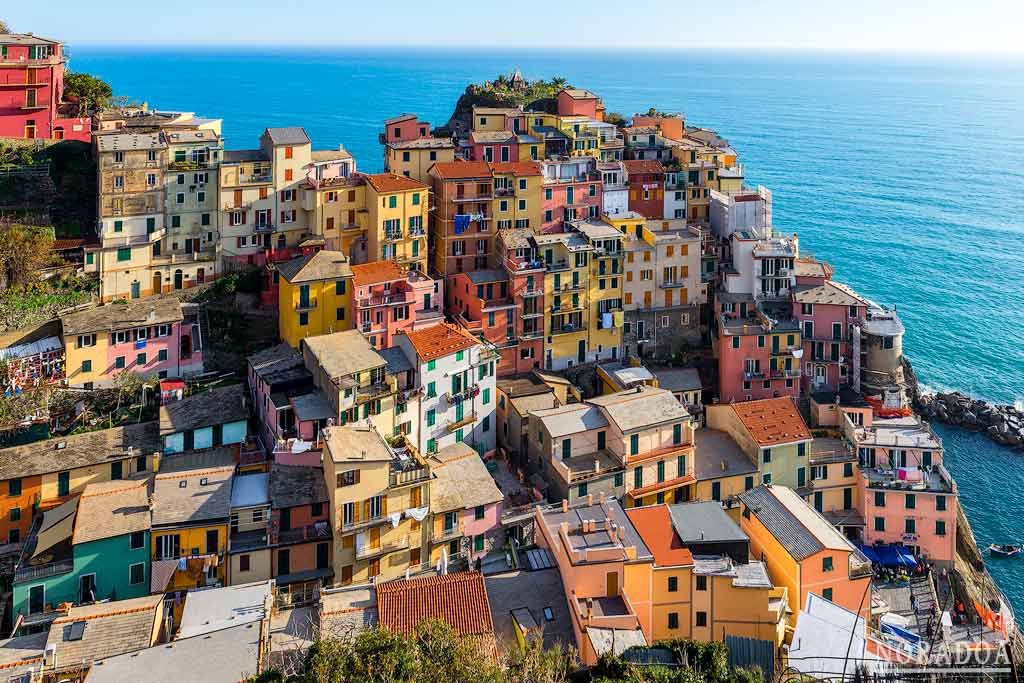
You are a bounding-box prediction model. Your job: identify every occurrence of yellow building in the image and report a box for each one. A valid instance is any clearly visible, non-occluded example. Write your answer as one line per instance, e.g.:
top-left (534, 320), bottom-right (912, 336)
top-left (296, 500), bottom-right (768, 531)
top-left (385, 138), bottom-right (456, 184)
top-left (690, 428), bottom-right (758, 503)
top-left (802, 438), bottom-right (859, 525)
top-left (323, 424), bottom-right (430, 586)
top-left (363, 173), bottom-right (429, 273)
top-left (277, 250), bottom-right (354, 348)
top-left (300, 148), bottom-right (363, 256)
top-left (151, 464), bottom-right (234, 591)
top-left (577, 219), bottom-right (625, 363)
top-left (490, 161), bottom-right (543, 232)
top-left (471, 106), bottom-right (523, 132)
top-left (534, 231), bottom-right (591, 370)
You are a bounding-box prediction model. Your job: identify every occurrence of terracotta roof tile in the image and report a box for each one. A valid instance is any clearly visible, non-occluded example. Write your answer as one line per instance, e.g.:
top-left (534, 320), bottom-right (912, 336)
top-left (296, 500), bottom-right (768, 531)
top-left (431, 161), bottom-right (493, 180)
top-left (624, 159), bottom-right (665, 176)
top-left (625, 505), bottom-right (695, 567)
top-left (351, 261), bottom-right (406, 287)
top-left (489, 161), bottom-right (542, 176)
top-left (401, 322), bottom-right (478, 362)
top-left (731, 397), bottom-right (811, 447)
top-left (363, 172), bottom-right (428, 193)
top-left (376, 571), bottom-right (493, 637)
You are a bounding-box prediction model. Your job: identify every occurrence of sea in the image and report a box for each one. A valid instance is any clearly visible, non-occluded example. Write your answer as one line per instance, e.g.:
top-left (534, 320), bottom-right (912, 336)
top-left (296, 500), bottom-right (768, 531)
top-left (67, 46), bottom-right (1024, 611)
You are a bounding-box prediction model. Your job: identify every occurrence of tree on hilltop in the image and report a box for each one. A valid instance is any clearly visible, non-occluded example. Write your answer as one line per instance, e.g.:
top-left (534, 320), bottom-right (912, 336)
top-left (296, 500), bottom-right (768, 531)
top-left (0, 20), bottom-right (10, 34)
top-left (63, 72), bottom-right (114, 115)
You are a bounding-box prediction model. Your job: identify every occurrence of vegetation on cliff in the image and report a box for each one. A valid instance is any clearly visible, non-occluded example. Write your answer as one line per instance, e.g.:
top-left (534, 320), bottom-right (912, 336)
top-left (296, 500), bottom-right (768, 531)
top-left (442, 72), bottom-right (567, 135)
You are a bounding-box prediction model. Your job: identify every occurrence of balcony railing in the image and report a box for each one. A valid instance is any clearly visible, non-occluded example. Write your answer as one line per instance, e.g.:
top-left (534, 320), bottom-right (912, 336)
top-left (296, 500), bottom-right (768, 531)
top-left (356, 536), bottom-right (410, 560)
top-left (295, 298), bottom-right (318, 312)
top-left (433, 525), bottom-right (464, 543)
top-left (273, 522), bottom-right (332, 546)
top-left (239, 172), bottom-right (273, 184)
top-left (357, 292), bottom-right (411, 308)
top-left (341, 514), bottom-right (388, 533)
top-left (15, 558), bottom-right (74, 583)
top-left (551, 323), bottom-right (587, 335)
top-left (390, 466), bottom-right (430, 488)
top-left (446, 412), bottom-right (477, 432)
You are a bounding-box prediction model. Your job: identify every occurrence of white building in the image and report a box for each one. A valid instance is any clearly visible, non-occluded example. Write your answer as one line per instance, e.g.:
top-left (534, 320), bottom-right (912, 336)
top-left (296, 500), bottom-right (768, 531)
top-left (663, 170), bottom-right (687, 220)
top-left (598, 161), bottom-right (629, 216)
top-left (394, 323), bottom-right (497, 457)
top-left (709, 185), bottom-right (772, 240)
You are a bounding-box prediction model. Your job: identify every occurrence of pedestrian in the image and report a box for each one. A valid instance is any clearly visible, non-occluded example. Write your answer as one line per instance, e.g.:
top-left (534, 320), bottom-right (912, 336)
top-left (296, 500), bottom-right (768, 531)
top-left (911, 593), bottom-right (916, 610)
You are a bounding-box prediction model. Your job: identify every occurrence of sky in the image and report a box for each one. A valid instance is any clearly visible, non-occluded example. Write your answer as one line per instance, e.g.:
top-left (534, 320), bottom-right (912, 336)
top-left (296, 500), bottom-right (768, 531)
top-left (5, 1), bottom-right (1024, 55)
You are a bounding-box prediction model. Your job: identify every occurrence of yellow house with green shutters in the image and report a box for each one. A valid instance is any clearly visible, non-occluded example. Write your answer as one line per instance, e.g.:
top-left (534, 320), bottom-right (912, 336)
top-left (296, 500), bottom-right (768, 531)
top-left (277, 250), bottom-right (354, 348)
top-left (363, 173), bottom-right (430, 274)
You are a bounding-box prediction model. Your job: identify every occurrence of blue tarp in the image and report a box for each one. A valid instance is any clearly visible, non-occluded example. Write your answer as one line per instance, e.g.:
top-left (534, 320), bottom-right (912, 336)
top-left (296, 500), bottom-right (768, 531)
top-left (859, 543), bottom-right (917, 568)
top-left (896, 546), bottom-right (918, 567)
top-left (454, 214), bottom-right (470, 234)
top-left (857, 544), bottom-right (881, 564)
top-left (881, 622), bottom-right (922, 645)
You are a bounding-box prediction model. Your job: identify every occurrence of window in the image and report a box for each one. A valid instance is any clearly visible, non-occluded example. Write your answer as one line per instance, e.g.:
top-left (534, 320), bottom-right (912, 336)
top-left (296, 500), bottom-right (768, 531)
top-left (668, 612), bottom-right (679, 630)
top-left (117, 247), bottom-right (131, 262)
top-left (129, 530), bottom-right (145, 550)
top-left (337, 469), bottom-right (360, 487)
top-left (81, 359), bottom-right (92, 373)
top-left (474, 534), bottom-right (485, 552)
top-left (936, 495), bottom-right (946, 511)
top-left (614, 472), bottom-right (624, 488)
top-left (797, 442), bottom-right (806, 457)
top-left (299, 312), bottom-right (309, 326)
top-left (577, 482), bottom-right (588, 498)
top-left (936, 520), bottom-right (947, 536)
top-left (905, 494), bottom-right (916, 509)
top-left (822, 588), bottom-right (833, 602)
top-left (427, 381), bottom-right (436, 397)
top-left (8, 479), bottom-right (21, 497)
top-left (762, 448), bottom-right (772, 463)
top-left (657, 460), bottom-right (665, 483)
top-left (844, 462), bottom-right (854, 477)
top-left (474, 505), bottom-right (485, 521)
top-left (630, 434), bottom-right (639, 456)
top-left (455, 350), bottom-right (465, 362)
top-left (696, 611), bottom-right (707, 627)
top-left (696, 575), bottom-right (707, 591)
top-left (9, 507), bottom-right (21, 522)
top-left (634, 467), bottom-right (643, 489)
top-left (129, 563), bottom-right (145, 585)
top-left (874, 491), bottom-right (886, 507)
top-left (905, 518), bottom-right (916, 534)
top-left (427, 359), bottom-right (436, 371)
top-left (668, 576), bottom-right (678, 592)
top-left (137, 353), bottom-right (146, 365)
top-left (157, 349), bottom-right (167, 362)
top-left (874, 516), bottom-right (885, 532)
top-left (482, 388), bottom-right (491, 405)
top-left (822, 556), bottom-right (834, 572)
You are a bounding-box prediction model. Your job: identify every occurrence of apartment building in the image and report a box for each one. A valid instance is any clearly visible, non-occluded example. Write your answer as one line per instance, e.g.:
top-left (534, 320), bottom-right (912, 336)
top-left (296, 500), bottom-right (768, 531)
top-left (394, 323), bottom-right (498, 457)
top-left (386, 137), bottom-right (456, 184)
top-left (301, 147), bottom-right (361, 258)
top-left (623, 159), bottom-right (665, 219)
top-left (268, 464), bottom-right (333, 604)
top-left (277, 249), bottom-right (354, 348)
top-left (706, 397), bottom-right (813, 490)
top-left (494, 228), bottom-right (546, 375)
top-left (739, 485), bottom-right (873, 626)
top-left (60, 297), bottom-right (203, 388)
top-left (426, 442), bottom-right (503, 565)
top-left (0, 33), bottom-right (90, 141)
top-left (363, 173), bottom-right (430, 272)
top-left (323, 423), bottom-right (430, 585)
top-left (350, 261), bottom-right (443, 351)
top-left (429, 161), bottom-right (494, 277)
top-left (540, 157), bottom-right (602, 233)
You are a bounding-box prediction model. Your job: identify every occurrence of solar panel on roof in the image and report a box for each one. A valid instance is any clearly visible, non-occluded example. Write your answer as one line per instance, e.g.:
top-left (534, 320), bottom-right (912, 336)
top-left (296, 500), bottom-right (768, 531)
top-left (67, 620), bottom-right (87, 641)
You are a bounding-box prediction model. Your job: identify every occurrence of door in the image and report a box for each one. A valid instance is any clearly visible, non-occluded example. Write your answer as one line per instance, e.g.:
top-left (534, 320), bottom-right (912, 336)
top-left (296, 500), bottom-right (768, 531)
top-left (577, 340), bottom-right (586, 363)
top-left (131, 281), bottom-right (140, 299)
top-left (57, 471), bottom-right (70, 497)
top-left (844, 487), bottom-right (853, 510)
top-left (153, 273), bottom-right (162, 295)
top-left (280, 508), bottom-right (291, 532)
top-left (606, 571), bottom-right (618, 598)
top-left (278, 548), bottom-right (291, 576)
top-left (316, 542), bottom-right (329, 570)
top-left (814, 365), bottom-right (827, 387)
top-left (79, 574), bottom-right (97, 603)
top-left (423, 293), bottom-right (431, 310)
top-left (197, 268), bottom-right (205, 284)
top-left (772, 335), bottom-right (779, 353)
top-left (174, 269), bottom-right (183, 290)
top-left (28, 585), bottom-right (44, 614)
top-left (111, 460), bottom-right (123, 480)
top-left (205, 529), bottom-right (219, 554)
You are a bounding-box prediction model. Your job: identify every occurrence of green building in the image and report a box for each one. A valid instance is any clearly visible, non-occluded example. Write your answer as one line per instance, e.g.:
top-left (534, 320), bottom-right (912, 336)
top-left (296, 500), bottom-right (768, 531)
top-left (13, 478), bottom-right (151, 623)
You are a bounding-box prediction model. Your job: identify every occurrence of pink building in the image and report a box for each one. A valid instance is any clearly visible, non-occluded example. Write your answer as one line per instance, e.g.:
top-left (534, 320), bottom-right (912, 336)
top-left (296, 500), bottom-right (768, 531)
top-left (0, 33), bottom-right (90, 142)
top-left (427, 442), bottom-right (504, 562)
top-left (556, 88), bottom-right (604, 120)
top-left (843, 410), bottom-right (958, 564)
top-left (715, 293), bottom-right (801, 403)
top-left (247, 343), bottom-right (323, 465)
top-left (269, 464), bottom-right (333, 595)
top-left (350, 261), bottom-right (444, 351)
top-left (380, 113), bottom-right (431, 145)
top-left (792, 259), bottom-right (869, 394)
top-left (541, 157), bottom-right (603, 233)
top-left (497, 228), bottom-right (546, 375)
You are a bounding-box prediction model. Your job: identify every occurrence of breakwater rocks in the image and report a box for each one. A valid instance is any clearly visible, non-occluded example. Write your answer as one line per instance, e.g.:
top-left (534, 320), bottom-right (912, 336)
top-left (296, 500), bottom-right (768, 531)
top-left (916, 392), bottom-right (1024, 449)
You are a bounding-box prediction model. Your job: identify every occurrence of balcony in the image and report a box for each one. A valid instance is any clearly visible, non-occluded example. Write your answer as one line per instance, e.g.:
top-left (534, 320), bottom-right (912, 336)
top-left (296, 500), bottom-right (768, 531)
top-left (415, 306), bottom-right (444, 322)
top-left (768, 368), bottom-right (801, 379)
top-left (390, 465), bottom-right (430, 488)
top-left (357, 291), bottom-right (411, 308)
top-left (14, 558), bottom-right (74, 584)
top-left (356, 536), bottom-right (410, 561)
top-left (239, 172), bottom-right (273, 185)
top-left (151, 248), bottom-right (217, 265)
top-left (273, 522), bottom-right (332, 546)
top-left (383, 230), bottom-right (404, 242)
top-left (546, 259), bottom-right (571, 272)
top-left (556, 281), bottom-right (585, 293)
top-left (520, 285), bottom-right (544, 297)
top-left (743, 370), bottom-right (765, 380)
top-left (521, 309), bottom-right (544, 320)
top-left (661, 280), bottom-right (688, 289)
top-left (356, 378), bottom-right (397, 402)
top-left (168, 160), bottom-right (214, 171)
top-left (223, 201), bottom-right (253, 211)
top-left (550, 323), bottom-right (587, 336)
top-left (341, 513), bottom-right (389, 533)
top-left (409, 226), bottom-right (426, 237)
top-left (295, 298), bottom-right (318, 312)
top-left (446, 411), bottom-right (477, 433)
top-left (520, 329), bottom-right (544, 340)
top-left (433, 525), bottom-right (464, 543)
top-left (254, 223), bottom-right (276, 233)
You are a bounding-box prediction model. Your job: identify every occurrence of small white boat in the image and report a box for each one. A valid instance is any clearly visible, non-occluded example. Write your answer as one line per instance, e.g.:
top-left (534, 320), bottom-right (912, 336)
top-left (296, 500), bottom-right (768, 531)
top-left (987, 544), bottom-right (1022, 558)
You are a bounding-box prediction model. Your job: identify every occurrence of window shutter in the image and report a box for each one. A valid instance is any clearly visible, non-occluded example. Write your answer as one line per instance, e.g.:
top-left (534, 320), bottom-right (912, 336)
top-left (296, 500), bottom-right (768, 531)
top-left (363, 499), bottom-right (370, 520)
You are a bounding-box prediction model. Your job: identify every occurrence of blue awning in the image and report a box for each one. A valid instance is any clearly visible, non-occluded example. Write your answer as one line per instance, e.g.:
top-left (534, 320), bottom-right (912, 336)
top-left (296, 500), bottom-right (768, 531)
top-left (857, 544), bottom-right (881, 564)
top-left (861, 543), bottom-right (918, 567)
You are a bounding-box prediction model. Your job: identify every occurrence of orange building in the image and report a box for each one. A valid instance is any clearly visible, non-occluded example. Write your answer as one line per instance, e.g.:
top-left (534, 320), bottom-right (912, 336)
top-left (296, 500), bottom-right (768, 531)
top-left (739, 485), bottom-right (873, 629)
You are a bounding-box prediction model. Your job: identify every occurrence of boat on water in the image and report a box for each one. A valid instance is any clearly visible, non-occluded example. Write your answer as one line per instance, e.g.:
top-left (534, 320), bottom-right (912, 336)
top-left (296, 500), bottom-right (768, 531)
top-left (987, 544), bottom-right (1022, 558)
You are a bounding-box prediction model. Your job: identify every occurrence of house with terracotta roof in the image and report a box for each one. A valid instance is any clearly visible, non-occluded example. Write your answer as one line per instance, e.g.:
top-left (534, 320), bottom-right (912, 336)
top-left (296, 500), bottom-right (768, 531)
top-left (707, 397), bottom-right (812, 490)
top-left (362, 172), bottom-right (430, 274)
top-left (350, 260), bottom-right (443, 351)
top-left (395, 323), bottom-right (498, 457)
top-left (428, 161), bottom-right (495, 277)
top-left (377, 571), bottom-right (495, 642)
top-left (276, 249), bottom-right (354, 348)
top-left (381, 111), bottom-right (454, 184)
top-left (624, 159), bottom-right (666, 219)
top-left (624, 502), bottom-right (787, 647)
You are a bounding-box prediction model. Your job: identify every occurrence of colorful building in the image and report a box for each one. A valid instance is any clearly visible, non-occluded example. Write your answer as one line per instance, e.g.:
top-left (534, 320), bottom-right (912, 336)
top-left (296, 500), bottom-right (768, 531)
top-left (739, 485), bottom-right (873, 627)
top-left (0, 423), bottom-right (158, 546)
top-left (624, 160), bottom-right (665, 219)
top-left (395, 323), bottom-right (498, 457)
top-left (11, 478), bottom-right (151, 621)
top-left (690, 428), bottom-right (758, 503)
top-left (540, 157), bottom-right (602, 233)
top-left (0, 33), bottom-right (90, 141)
top-left (385, 137), bottom-right (456, 184)
top-left (268, 464), bottom-right (333, 604)
top-left (429, 161), bottom-right (494, 277)
top-left (227, 471), bottom-right (271, 584)
top-left (277, 249), bottom-right (354, 348)
top-left (322, 423), bottom-right (430, 585)
top-left (494, 228), bottom-right (547, 375)
top-left (706, 397), bottom-right (813, 489)
top-left (159, 384), bottom-right (250, 454)
top-left (150, 463), bottom-right (234, 591)
top-left (363, 173), bottom-right (429, 272)
top-left (60, 298), bottom-right (204, 389)
top-left (350, 260), bottom-right (443, 351)
top-left (301, 147), bottom-right (360, 258)
top-left (426, 442), bottom-right (503, 565)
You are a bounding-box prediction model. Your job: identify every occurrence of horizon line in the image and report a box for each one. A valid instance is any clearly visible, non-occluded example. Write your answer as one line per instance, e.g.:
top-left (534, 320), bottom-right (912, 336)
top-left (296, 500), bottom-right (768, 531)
top-left (59, 41), bottom-right (1024, 59)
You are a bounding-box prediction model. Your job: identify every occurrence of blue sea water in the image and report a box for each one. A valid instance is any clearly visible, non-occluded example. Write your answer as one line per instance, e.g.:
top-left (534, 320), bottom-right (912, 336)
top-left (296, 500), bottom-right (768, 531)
top-left (68, 46), bottom-right (1024, 609)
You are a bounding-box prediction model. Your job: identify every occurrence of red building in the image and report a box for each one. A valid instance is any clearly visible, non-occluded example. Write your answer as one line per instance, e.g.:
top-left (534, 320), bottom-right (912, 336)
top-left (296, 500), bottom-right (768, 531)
top-left (715, 293), bottom-right (802, 403)
top-left (0, 33), bottom-right (89, 141)
top-left (429, 161), bottom-right (495, 277)
top-left (497, 228), bottom-right (546, 375)
top-left (350, 261), bottom-right (444, 350)
top-left (379, 113), bottom-right (430, 145)
top-left (624, 159), bottom-right (665, 219)
top-left (269, 464), bottom-right (333, 599)
top-left (556, 88), bottom-right (605, 120)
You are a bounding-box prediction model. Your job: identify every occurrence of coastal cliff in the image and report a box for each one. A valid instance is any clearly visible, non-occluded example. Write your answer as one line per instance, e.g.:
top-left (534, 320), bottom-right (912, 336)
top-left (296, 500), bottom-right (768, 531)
top-left (440, 72), bottom-right (568, 138)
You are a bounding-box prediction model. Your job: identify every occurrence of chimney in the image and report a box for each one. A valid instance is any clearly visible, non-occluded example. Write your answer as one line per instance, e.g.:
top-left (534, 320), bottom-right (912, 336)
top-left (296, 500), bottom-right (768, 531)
top-left (44, 644), bottom-right (57, 669)
top-left (617, 525), bottom-right (626, 542)
top-left (599, 491), bottom-right (606, 504)
top-left (586, 597), bottom-right (594, 620)
top-left (587, 493), bottom-right (594, 507)
top-left (721, 459), bottom-right (726, 472)
top-left (561, 499), bottom-right (569, 513)
top-left (594, 459), bottom-right (600, 473)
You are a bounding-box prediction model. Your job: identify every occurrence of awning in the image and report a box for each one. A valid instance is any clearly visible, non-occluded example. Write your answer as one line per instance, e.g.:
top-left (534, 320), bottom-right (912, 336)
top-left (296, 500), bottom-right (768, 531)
top-left (151, 559), bottom-right (179, 593)
top-left (860, 543), bottom-right (917, 568)
top-left (32, 498), bottom-right (78, 560)
top-left (857, 544), bottom-right (881, 564)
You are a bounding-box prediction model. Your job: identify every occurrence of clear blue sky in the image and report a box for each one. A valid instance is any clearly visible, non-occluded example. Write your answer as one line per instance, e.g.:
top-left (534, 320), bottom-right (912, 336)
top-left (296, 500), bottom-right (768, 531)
top-left (6, 1), bottom-right (1024, 54)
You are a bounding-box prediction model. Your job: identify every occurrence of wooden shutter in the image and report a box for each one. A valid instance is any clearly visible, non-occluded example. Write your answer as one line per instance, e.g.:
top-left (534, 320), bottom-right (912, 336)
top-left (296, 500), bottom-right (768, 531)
top-left (233, 189), bottom-right (242, 207)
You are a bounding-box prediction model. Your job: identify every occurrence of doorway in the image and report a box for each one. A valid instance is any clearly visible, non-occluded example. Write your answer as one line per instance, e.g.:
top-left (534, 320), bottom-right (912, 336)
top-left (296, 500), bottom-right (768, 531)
top-left (173, 269), bottom-right (183, 290)
top-left (152, 273), bottom-right (162, 295)
top-left (80, 573), bottom-right (97, 603)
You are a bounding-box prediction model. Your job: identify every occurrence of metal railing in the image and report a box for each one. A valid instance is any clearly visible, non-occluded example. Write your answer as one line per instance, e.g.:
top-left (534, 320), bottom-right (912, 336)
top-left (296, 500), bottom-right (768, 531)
top-left (15, 558), bottom-right (74, 583)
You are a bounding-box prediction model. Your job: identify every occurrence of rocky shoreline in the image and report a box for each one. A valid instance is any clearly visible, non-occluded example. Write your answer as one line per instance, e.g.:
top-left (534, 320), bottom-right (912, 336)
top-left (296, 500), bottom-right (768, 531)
top-left (902, 357), bottom-right (1024, 449)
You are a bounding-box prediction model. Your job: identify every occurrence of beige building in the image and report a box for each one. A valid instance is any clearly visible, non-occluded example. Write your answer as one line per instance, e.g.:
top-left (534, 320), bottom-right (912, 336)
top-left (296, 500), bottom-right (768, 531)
top-left (385, 137), bottom-right (455, 184)
top-left (323, 423), bottom-right (431, 585)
